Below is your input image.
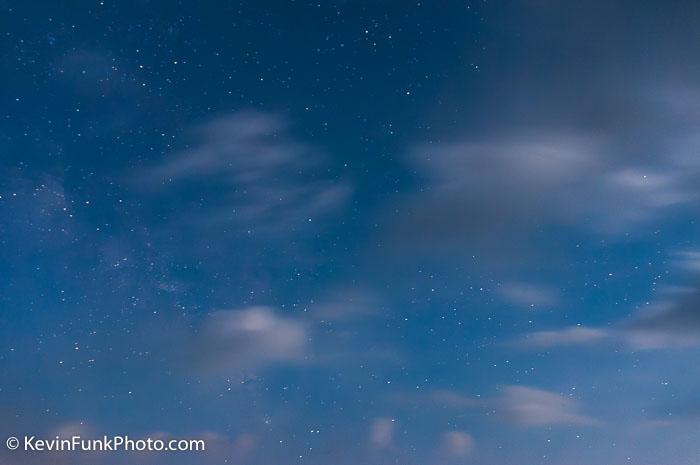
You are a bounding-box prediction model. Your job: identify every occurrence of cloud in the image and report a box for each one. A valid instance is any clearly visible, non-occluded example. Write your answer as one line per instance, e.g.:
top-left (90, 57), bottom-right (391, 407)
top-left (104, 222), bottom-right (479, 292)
top-left (138, 111), bottom-right (350, 233)
top-left (154, 286), bottom-right (402, 377)
top-left (517, 320), bottom-right (700, 352)
top-left (516, 313), bottom-right (700, 351)
top-left (187, 306), bottom-right (308, 372)
top-left (611, 249), bottom-right (700, 349)
top-left (439, 431), bottom-right (475, 458)
top-left (309, 288), bottom-right (381, 321)
top-left (369, 418), bottom-right (396, 449)
top-left (499, 282), bottom-right (559, 308)
top-left (621, 294), bottom-right (700, 349)
top-left (384, 86), bottom-right (700, 271)
top-left (517, 290), bottom-right (700, 351)
top-left (399, 133), bottom-right (696, 244)
top-left (670, 250), bottom-right (700, 272)
top-left (392, 388), bottom-right (478, 410)
top-left (500, 386), bottom-right (596, 426)
top-left (517, 326), bottom-right (611, 348)
top-left (515, 248), bottom-right (700, 351)
top-left (390, 135), bottom-right (600, 255)
top-left (655, 284), bottom-right (697, 296)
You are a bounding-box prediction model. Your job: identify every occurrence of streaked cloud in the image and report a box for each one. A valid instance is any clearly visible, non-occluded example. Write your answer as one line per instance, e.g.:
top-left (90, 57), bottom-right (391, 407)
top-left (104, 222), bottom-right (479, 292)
top-left (309, 288), bottom-right (381, 322)
top-left (499, 282), bottom-right (559, 308)
top-left (517, 305), bottom-right (700, 351)
top-left (622, 294), bottom-right (700, 349)
top-left (391, 388), bottom-right (479, 410)
top-left (138, 111), bottom-right (350, 233)
top-left (405, 133), bottom-right (696, 237)
top-left (387, 94), bottom-right (700, 271)
top-left (500, 386), bottom-right (596, 426)
top-left (517, 326), bottom-right (610, 348)
top-left (670, 250), bottom-right (700, 273)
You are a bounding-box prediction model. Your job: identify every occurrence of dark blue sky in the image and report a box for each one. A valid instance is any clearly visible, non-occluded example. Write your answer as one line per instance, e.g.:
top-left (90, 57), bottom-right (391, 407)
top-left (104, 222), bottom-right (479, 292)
top-left (3, 1), bottom-right (700, 464)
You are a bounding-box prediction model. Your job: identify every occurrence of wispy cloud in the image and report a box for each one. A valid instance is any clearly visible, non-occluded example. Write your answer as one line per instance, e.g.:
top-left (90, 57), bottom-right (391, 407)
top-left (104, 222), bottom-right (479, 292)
top-left (391, 388), bottom-right (479, 410)
top-left (516, 305), bottom-right (700, 351)
top-left (499, 386), bottom-right (597, 427)
top-left (137, 111), bottom-right (350, 233)
top-left (309, 288), bottom-right (381, 322)
top-left (621, 294), bottom-right (700, 349)
top-left (499, 282), bottom-right (559, 308)
top-left (512, 248), bottom-right (700, 351)
top-left (670, 250), bottom-right (700, 272)
top-left (385, 88), bottom-right (700, 274)
top-left (517, 326), bottom-right (610, 348)
top-left (398, 132), bottom-right (696, 245)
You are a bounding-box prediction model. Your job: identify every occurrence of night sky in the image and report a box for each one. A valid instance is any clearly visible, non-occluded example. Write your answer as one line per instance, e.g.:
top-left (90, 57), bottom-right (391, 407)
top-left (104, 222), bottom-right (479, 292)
top-left (2, 1), bottom-right (700, 464)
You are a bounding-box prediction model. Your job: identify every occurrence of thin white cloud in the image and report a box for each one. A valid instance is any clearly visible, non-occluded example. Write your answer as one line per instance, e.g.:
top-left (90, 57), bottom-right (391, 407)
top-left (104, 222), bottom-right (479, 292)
top-left (369, 417), bottom-right (396, 449)
top-left (620, 298), bottom-right (700, 350)
top-left (393, 126), bottom-right (700, 260)
top-left (391, 388), bottom-right (478, 409)
top-left (622, 328), bottom-right (700, 350)
top-left (138, 111), bottom-right (350, 232)
top-left (670, 250), bottom-right (700, 273)
top-left (516, 248), bottom-right (700, 352)
top-left (500, 386), bottom-right (596, 426)
top-left (439, 431), bottom-right (475, 458)
top-left (499, 282), bottom-right (559, 308)
top-left (518, 321), bottom-right (700, 352)
top-left (518, 326), bottom-right (610, 348)
top-left (310, 288), bottom-right (381, 321)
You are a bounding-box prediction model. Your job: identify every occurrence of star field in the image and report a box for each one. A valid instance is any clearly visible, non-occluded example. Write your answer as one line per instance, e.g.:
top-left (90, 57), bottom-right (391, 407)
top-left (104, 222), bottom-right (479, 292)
top-left (2, 1), bottom-right (700, 465)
